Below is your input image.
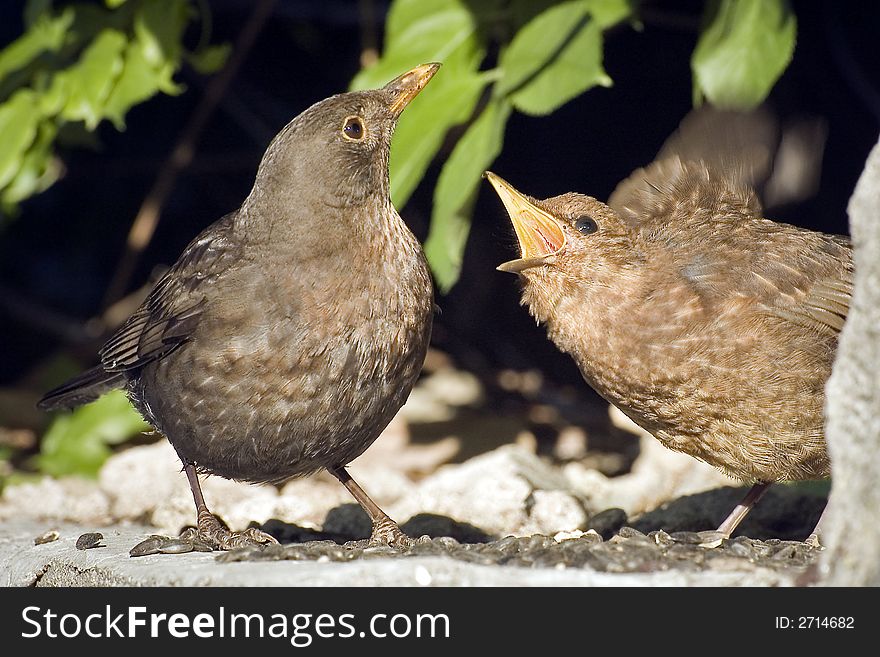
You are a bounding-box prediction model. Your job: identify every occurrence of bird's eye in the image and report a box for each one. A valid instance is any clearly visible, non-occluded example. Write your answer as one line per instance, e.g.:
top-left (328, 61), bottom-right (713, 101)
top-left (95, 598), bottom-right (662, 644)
top-left (342, 116), bottom-right (365, 141)
top-left (575, 216), bottom-right (598, 234)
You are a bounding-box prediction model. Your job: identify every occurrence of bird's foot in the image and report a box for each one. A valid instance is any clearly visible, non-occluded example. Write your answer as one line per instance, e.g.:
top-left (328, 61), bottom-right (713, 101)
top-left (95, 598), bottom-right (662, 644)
top-left (369, 517), bottom-right (415, 549)
top-left (190, 512), bottom-right (279, 551)
top-left (697, 530), bottom-right (728, 549)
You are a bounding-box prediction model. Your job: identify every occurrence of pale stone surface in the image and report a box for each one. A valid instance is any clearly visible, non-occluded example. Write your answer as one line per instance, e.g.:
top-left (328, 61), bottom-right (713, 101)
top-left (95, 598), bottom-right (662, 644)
top-left (0, 519), bottom-right (801, 587)
top-left (0, 476), bottom-right (111, 524)
top-left (563, 406), bottom-right (736, 516)
top-left (0, 416), bottom-right (739, 542)
top-left (398, 366), bottom-right (484, 423)
top-left (98, 441), bottom-right (281, 534)
top-left (389, 445), bottom-right (590, 537)
top-left (0, 349), bottom-right (828, 586)
top-left (99, 440), bottom-right (189, 523)
top-left (821, 137), bottom-right (880, 586)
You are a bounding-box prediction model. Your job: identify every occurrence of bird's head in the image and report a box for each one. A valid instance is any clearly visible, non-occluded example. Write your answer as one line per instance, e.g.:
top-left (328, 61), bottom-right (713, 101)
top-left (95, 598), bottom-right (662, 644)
top-left (485, 172), bottom-right (643, 324)
top-left (248, 63), bottom-right (439, 215)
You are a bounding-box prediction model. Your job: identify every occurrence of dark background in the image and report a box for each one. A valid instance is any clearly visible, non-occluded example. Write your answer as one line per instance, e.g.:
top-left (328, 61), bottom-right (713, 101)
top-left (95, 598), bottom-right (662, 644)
top-left (1, 0), bottom-right (878, 411)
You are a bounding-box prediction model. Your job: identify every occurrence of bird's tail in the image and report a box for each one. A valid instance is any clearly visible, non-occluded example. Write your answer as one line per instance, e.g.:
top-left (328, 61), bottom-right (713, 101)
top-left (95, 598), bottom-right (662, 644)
top-left (37, 365), bottom-right (127, 411)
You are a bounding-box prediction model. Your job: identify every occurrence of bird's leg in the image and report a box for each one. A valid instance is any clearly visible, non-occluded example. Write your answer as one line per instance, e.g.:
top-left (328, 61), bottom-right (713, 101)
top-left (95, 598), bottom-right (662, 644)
top-left (179, 460), bottom-right (278, 550)
top-left (716, 481), bottom-right (772, 537)
top-left (329, 465), bottom-right (412, 548)
top-left (805, 502), bottom-right (829, 547)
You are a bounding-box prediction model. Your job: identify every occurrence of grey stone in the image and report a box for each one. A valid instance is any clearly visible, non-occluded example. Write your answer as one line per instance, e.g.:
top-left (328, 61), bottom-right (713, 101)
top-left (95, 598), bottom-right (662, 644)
top-left (563, 407), bottom-right (738, 517)
top-left (587, 508), bottom-right (627, 539)
top-left (0, 519), bottom-right (816, 587)
top-left (389, 445), bottom-right (590, 537)
top-left (630, 485), bottom-right (826, 540)
top-left (821, 135), bottom-right (880, 586)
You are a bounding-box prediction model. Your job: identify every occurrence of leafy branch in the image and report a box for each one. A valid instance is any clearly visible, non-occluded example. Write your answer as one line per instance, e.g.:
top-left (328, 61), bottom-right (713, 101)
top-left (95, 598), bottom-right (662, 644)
top-left (0, 0), bottom-right (229, 215)
top-left (353, 0), bottom-right (797, 292)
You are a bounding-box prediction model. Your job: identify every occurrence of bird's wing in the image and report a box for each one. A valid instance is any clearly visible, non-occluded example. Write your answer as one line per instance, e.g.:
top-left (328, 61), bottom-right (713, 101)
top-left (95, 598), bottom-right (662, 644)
top-left (752, 232), bottom-right (853, 337)
top-left (99, 212), bottom-right (241, 371)
top-left (681, 225), bottom-right (853, 338)
top-left (612, 157), bottom-right (764, 235)
top-left (609, 107), bottom-right (778, 225)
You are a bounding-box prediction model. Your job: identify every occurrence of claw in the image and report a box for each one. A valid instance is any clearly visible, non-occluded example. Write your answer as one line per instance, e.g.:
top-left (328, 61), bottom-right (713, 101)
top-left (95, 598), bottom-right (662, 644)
top-left (196, 512), bottom-right (278, 550)
top-left (217, 527), bottom-right (279, 550)
top-left (370, 517), bottom-right (413, 549)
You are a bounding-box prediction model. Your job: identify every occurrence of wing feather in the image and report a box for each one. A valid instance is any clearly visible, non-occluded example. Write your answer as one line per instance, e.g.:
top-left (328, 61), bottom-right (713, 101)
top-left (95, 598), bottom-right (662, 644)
top-left (99, 212), bottom-right (240, 372)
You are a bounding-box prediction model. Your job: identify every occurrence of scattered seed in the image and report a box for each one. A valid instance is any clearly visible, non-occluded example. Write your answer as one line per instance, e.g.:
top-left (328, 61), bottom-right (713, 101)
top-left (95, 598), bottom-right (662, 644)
top-left (34, 529), bottom-right (60, 546)
top-left (158, 539), bottom-right (195, 554)
top-left (129, 535), bottom-right (171, 557)
top-left (75, 532), bottom-right (104, 550)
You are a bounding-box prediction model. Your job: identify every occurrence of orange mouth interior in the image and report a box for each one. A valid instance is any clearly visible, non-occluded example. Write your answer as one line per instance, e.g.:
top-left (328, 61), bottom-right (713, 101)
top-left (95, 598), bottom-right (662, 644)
top-left (485, 172), bottom-right (565, 260)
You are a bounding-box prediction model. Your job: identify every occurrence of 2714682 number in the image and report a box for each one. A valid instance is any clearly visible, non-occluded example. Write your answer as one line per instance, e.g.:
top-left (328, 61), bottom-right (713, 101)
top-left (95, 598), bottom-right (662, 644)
top-left (775, 617), bottom-right (855, 629)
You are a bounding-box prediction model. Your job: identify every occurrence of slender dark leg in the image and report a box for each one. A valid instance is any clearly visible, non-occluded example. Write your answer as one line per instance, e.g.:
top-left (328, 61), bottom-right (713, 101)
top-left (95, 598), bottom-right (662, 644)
top-left (329, 465), bottom-right (412, 548)
top-left (179, 460), bottom-right (278, 550)
top-left (716, 481), bottom-right (772, 537)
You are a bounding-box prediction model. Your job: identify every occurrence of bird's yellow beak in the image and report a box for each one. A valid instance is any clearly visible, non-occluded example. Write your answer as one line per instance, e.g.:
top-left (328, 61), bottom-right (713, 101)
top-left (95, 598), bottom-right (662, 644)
top-left (485, 172), bottom-right (566, 273)
top-left (386, 63), bottom-right (441, 115)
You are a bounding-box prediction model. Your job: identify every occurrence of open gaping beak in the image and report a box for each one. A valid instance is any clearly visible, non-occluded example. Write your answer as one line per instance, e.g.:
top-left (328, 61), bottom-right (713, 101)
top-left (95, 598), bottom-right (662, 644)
top-left (385, 63), bottom-right (441, 116)
top-left (485, 172), bottom-right (566, 273)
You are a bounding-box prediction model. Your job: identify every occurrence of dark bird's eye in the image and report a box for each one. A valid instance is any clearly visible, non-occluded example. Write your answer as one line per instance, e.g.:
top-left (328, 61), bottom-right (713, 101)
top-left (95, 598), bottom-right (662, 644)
top-left (575, 215), bottom-right (598, 234)
top-left (342, 116), bottom-right (365, 141)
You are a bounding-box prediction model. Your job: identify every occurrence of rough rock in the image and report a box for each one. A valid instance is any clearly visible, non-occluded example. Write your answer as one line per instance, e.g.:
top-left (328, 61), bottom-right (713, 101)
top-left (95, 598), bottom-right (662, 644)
top-left (0, 476), bottom-right (111, 524)
top-left (821, 136), bottom-right (880, 585)
top-left (398, 366), bottom-right (484, 423)
top-left (389, 445), bottom-right (590, 537)
top-left (631, 484), bottom-right (826, 540)
top-left (0, 519), bottom-right (810, 587)
top-left (564, 406), bottom-right (737, 515)
top-left (99, 441), bottom-right (281, 534)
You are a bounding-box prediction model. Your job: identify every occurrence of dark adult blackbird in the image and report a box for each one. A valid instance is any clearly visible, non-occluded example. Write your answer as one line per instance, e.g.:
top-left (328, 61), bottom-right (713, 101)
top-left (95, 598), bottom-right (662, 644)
top-left (486, 109), bottom-right (851, 541)
top-left (39, 63), bottom-right (440, 550)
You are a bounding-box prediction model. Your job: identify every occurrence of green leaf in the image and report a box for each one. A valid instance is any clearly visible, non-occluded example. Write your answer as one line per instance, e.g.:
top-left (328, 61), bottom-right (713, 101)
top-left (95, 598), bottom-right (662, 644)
top-left (424, 98), bottom-right (512, 292)
top-left (134, 0), bottom-right (188, 69)
top-left (692, 0), bottom-right (797, 109)
top-left (0, 6), bottom-right (73, 82)
top-left (186, 43), bottom-right (231, 75)
top-left (350, 0), bottom-right (488, 208)
top-left (56, 28), bottom-right (127, 129)
top-left (36, 389), bottom-right (150, 478)
top-left (131, 0), bottom-right (188, 97)
top-left (0, 0), bottom-right (223, 211)
top-left (509, 19), bottom-right (609, 116)
top-left (350, 0), bottom-right (484, 95)
top-left (103, 0), bottom-right (192, 128)
top-left (24, 0), bottom-right (55, 28)
top-left (499, 0), bottom-right (628, 115)
top-left (582, 0), bottom-right (635, 28)
top-left (1, 119), bottom-right (59, 209)
top-left (103, 33), bottom-right (175, 129)
top-left (389, 72), bottom-right (487, 207)
top-left (0, 90), bottom-right (39, 190)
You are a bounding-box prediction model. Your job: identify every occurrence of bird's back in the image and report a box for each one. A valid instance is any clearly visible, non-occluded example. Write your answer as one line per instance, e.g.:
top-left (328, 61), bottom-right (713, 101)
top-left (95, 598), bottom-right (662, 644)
top-left (584, 161), bottom-right (851, 482)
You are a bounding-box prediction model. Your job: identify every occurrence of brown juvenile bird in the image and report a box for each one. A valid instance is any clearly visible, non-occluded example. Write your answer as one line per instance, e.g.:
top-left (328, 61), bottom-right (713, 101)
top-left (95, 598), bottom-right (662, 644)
top-left (39, 64), bottom-right (440, 550)
top-left (486, 109), bottom-right (851, 540)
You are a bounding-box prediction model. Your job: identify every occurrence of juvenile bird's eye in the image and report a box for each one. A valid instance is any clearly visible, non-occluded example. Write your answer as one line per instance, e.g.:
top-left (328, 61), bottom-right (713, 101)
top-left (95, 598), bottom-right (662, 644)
top-left (575, 216), bottom-right (598, 234)
top-left (342, 116), bottom-right (365, 141)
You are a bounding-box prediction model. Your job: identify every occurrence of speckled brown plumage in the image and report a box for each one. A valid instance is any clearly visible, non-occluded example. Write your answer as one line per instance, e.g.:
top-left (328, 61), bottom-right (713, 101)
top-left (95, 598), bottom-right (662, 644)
top-left (40, 64), bottom-right (440, 550)
top-left (488, 109), bottom-right (850, 539)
